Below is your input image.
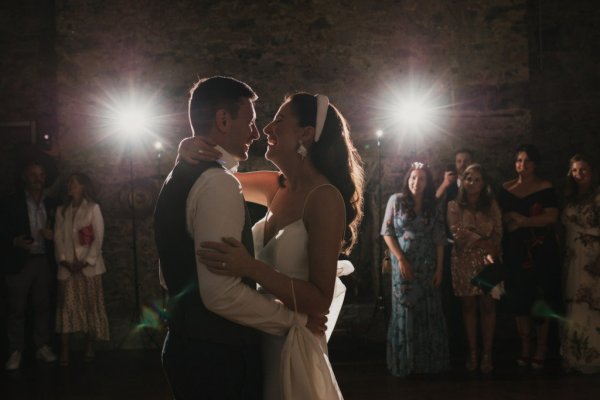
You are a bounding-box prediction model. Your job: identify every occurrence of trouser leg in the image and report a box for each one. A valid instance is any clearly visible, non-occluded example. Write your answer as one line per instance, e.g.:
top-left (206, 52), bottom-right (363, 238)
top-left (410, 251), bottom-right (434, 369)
top-left (30, 257), bottom-right (52, 349)
top-left (5, 267), bottom-right (32, 352)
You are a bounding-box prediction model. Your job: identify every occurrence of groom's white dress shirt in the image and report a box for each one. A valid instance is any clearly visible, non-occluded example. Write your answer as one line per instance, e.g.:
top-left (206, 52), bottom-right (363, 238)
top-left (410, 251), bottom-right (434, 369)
top-left (184, 146), bottom-right (305, 336)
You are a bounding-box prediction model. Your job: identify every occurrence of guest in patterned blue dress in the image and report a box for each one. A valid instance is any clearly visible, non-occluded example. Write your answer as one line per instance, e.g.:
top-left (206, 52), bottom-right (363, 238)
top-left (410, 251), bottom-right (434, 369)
top-left (381, 162), bottom-right (450, 377)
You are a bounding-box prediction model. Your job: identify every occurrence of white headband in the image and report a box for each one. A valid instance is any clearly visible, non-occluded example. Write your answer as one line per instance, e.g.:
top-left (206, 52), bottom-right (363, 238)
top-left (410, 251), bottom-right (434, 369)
top-left (314, 94), bottom-right (329, 143)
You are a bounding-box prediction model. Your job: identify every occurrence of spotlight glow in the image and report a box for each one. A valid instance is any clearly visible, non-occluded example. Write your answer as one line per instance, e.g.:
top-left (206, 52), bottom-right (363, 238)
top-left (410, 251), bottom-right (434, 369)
top-left (375, 77), bottom-right (451, 145)
top-left (95, 86), bottom-right (165, 144)
top-left (395, 98), bottom-right (432, 128)
top-left (154, 141), bottom-right (163, 150)
top-left (376, 129), bottom-right (384, 138)
top-left (116, 105), bottom-right (151, 137)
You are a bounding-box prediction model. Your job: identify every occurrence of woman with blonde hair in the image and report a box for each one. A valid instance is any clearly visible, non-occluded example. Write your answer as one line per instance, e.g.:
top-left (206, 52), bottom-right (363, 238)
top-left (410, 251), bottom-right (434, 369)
top-left (561, 154), bottom-right (600, 373)
top-left (447, 163), bottom-right (502, 373)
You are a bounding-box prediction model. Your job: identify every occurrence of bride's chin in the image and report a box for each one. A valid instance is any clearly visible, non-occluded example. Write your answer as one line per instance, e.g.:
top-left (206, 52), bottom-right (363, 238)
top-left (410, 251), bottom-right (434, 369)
top-left (265, 147), bottom-right (275, 161)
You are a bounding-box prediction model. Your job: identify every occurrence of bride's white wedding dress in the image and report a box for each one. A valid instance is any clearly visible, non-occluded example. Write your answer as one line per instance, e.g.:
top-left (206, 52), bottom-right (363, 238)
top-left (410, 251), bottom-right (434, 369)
top-left (252, 187), bottom-right (349, 400)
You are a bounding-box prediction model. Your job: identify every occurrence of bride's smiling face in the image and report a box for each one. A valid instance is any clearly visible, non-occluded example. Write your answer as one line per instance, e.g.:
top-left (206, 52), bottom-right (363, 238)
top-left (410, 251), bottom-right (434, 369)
top-left (263, 101), bottom-right (302, 163)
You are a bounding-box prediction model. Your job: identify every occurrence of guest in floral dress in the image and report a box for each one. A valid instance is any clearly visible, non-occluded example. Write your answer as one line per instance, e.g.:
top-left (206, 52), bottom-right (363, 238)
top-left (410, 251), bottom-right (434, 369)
top-left (561, 154), bottom-right (600, 373)
top-left (447, 164), bottom-right (502, 373)
top-left (381, 162), bottom-right (450, 377)
top-left (54, 173), bottom-right (109, 366)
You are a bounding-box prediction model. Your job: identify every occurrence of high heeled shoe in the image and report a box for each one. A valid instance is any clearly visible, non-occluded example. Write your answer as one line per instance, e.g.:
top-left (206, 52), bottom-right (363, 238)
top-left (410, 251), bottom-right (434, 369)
top-left (465, 351), bottom-right (478, 372)
top-left (480, 353), bottom-right (493, 374)
top-left (516, 356), bottom-right (530, 367)
top-left (59, 351), bottom-right (69, 367)
top-left (531, 358), bottom-right (545, 369)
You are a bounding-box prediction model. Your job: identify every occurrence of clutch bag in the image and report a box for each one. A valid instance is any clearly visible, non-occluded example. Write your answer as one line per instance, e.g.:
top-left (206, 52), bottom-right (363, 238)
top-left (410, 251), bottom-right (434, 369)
top-left (470, 262), bottom-right (504, 293)
top-left (78, 224), bottom-right (95, 246)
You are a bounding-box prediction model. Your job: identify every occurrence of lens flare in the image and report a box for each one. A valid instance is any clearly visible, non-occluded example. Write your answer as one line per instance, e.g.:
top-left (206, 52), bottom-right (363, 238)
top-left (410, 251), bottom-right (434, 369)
top-left (373, 76), bottom-right (453, 150)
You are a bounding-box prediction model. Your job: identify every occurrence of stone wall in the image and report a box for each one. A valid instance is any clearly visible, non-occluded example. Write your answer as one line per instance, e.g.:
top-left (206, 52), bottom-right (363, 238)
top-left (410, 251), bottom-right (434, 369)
top-left (528, 0), bottom-right (600, 179)
top-left (2, 0), bottom-right (597, 347)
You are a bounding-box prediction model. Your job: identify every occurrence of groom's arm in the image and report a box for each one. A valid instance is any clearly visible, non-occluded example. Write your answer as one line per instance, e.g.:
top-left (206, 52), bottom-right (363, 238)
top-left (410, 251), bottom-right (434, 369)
top-left (187, 169), bottom-right (306, 336)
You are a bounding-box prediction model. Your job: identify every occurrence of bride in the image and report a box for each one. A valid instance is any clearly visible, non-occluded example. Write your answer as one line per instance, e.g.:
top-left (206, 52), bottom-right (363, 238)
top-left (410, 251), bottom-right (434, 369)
top-left (180, 92), bottom-right (364, 399)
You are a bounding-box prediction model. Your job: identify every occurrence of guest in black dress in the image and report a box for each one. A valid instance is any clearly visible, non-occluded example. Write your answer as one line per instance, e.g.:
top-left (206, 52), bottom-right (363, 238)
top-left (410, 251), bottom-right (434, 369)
top-left (498, 144), bottom-right (561, 370)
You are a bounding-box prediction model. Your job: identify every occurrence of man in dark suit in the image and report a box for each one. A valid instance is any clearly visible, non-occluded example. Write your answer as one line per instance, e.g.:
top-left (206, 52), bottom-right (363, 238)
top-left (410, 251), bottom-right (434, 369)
top-left (1, 162), bottom-right (57, 370)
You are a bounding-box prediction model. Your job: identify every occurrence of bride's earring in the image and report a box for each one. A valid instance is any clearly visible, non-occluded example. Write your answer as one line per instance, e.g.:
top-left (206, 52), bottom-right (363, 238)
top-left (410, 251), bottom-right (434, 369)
top-left (296, 140), bottom-right (307, 159)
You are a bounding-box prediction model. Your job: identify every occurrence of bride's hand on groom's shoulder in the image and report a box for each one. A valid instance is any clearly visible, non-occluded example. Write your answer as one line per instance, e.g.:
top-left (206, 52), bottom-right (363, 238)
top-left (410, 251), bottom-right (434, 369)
top-left (197, 237), bottom-right (253, 278)
top-left (306, 314), bottom-right (328, 336)
top-left (178, 136), bottom-right (221, 165)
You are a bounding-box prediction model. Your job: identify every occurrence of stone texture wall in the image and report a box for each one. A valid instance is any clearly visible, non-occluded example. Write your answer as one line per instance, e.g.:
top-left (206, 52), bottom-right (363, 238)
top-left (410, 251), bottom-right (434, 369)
top-left (2, 0), bottom-right (597, 347)
top-left (528, 0), bottom-right (600, 179)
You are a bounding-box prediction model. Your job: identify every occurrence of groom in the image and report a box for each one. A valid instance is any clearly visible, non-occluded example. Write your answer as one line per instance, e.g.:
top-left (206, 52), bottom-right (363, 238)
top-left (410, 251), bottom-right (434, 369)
top-left (154, 76), bottom-right (313, 400)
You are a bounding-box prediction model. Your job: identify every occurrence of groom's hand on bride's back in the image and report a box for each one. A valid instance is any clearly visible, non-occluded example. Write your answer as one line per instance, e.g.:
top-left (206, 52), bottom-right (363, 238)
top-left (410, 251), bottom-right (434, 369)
top-left (306, 314), bottom-right (328, 336)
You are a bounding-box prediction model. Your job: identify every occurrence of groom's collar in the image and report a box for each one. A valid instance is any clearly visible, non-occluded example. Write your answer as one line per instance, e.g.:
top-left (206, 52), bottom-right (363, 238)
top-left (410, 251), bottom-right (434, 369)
top-left (216, 145), bottom-right (239, 173)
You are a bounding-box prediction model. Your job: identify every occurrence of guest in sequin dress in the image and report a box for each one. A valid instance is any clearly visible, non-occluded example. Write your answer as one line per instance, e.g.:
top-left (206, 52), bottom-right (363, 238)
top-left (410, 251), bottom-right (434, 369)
top-left (447, 164), bottom-right (502, 373)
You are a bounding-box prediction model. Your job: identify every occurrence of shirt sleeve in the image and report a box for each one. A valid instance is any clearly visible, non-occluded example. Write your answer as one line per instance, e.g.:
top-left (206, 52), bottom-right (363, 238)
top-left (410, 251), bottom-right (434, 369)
top-left (84, 204), bottom-right (104, 266)
top-left (432, 205), bottom-right (447, 246)
top-left (381, 194), bottom-right (398, 236)
top-left (187, 169), bottom-right (305, 336)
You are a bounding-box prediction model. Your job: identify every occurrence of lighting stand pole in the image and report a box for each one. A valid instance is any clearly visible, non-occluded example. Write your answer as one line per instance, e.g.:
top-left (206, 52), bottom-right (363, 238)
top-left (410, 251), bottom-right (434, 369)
top-left (374, 133), bottom-right (387, 319)
top-left (367, 132), bottom-right (388, 330)
top-left (128, 145), bottom-right (141, 322)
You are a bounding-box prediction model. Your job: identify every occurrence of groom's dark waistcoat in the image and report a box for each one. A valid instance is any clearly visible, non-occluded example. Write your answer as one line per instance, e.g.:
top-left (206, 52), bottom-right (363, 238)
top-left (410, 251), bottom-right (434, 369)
top-left (154, 161), bottom-right (259, 344)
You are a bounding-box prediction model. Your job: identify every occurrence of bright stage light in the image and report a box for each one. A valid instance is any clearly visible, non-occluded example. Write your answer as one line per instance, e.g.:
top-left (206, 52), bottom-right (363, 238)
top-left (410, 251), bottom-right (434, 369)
top-left (95, 87), bottom-right (164, 144)
top-left (376, 78), bottom-right (449, 142)
top-left (154, 140), bottom-right (163, 150)
top-left (395, 99), bottom-right (432, 128)
top-left (376, 129), bottom-right (384, 138)
top-left (116, 105), bottom-right (150, 137)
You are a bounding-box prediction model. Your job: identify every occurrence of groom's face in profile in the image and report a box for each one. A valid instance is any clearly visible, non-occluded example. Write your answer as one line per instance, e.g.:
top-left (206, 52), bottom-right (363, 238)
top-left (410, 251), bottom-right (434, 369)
top-left (225, 97), bottom-right (260, 161)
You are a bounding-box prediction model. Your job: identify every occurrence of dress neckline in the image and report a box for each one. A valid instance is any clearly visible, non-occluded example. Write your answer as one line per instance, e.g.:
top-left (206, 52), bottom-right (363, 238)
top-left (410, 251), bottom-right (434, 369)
top-left (262, 183), bottom-right (336, 246)
top-left (502, 186), bottom-right (553, 200)
top-left (261, 218), bottom-right (304, 249)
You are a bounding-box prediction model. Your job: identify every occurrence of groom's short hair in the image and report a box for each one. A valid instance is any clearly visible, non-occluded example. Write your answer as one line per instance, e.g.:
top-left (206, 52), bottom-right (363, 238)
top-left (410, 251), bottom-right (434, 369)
top-left (188, 76), bottom-right (258, 136)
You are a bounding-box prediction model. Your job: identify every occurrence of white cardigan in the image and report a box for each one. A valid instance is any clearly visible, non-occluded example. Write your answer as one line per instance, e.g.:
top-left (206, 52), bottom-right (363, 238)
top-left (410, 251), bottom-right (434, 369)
top-left (54, 199), bottom-right (106, 280)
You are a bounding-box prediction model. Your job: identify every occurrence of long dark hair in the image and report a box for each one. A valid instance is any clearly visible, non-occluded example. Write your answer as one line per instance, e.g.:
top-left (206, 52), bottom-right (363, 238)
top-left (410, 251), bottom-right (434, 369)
top-left (285, 93), bottom-right (364, 255)
top-left (565, 153), bottom-right (598, 201)
top-left (514, 143), bottom-right (541, 169)
top-left (399, 163), bottom-right (436, 221)
top-left (455, 163), bottom-right (494, 212)
top-left (61, 172), bottom-right (98, 216)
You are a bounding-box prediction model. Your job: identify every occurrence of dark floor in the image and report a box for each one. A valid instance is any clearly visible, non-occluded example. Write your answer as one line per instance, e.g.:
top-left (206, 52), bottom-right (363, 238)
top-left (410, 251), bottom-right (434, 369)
top-left (1, 338), bottom-right (599, 400)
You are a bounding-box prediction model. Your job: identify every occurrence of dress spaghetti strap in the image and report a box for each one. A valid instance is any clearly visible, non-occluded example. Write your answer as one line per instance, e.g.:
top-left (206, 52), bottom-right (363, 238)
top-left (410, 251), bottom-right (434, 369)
top-left (302, 184), bottom-right (346, 237)
top-left (302, 183), bottom-right (339, 217)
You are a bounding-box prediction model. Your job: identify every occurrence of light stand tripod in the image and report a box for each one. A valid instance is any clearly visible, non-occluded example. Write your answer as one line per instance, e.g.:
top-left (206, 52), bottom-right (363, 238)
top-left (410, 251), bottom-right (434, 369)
top-left (367, 131), bottom-right (388, 332)
top-left (128, 145), bottom-right (141, 323)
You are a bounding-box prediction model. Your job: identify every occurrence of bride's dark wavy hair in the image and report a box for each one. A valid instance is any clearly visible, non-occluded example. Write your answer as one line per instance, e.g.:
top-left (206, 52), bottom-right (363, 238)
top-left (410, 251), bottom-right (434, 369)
top-left (399, 163), bottom-right (436, 221)
top-left (284, 92), bottom-right (364, 255)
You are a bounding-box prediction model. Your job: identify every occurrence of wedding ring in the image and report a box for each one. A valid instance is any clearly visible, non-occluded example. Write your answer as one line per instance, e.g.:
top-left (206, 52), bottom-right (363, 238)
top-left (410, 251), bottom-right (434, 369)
top-left (221, 262), bottom-right (227, 267)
